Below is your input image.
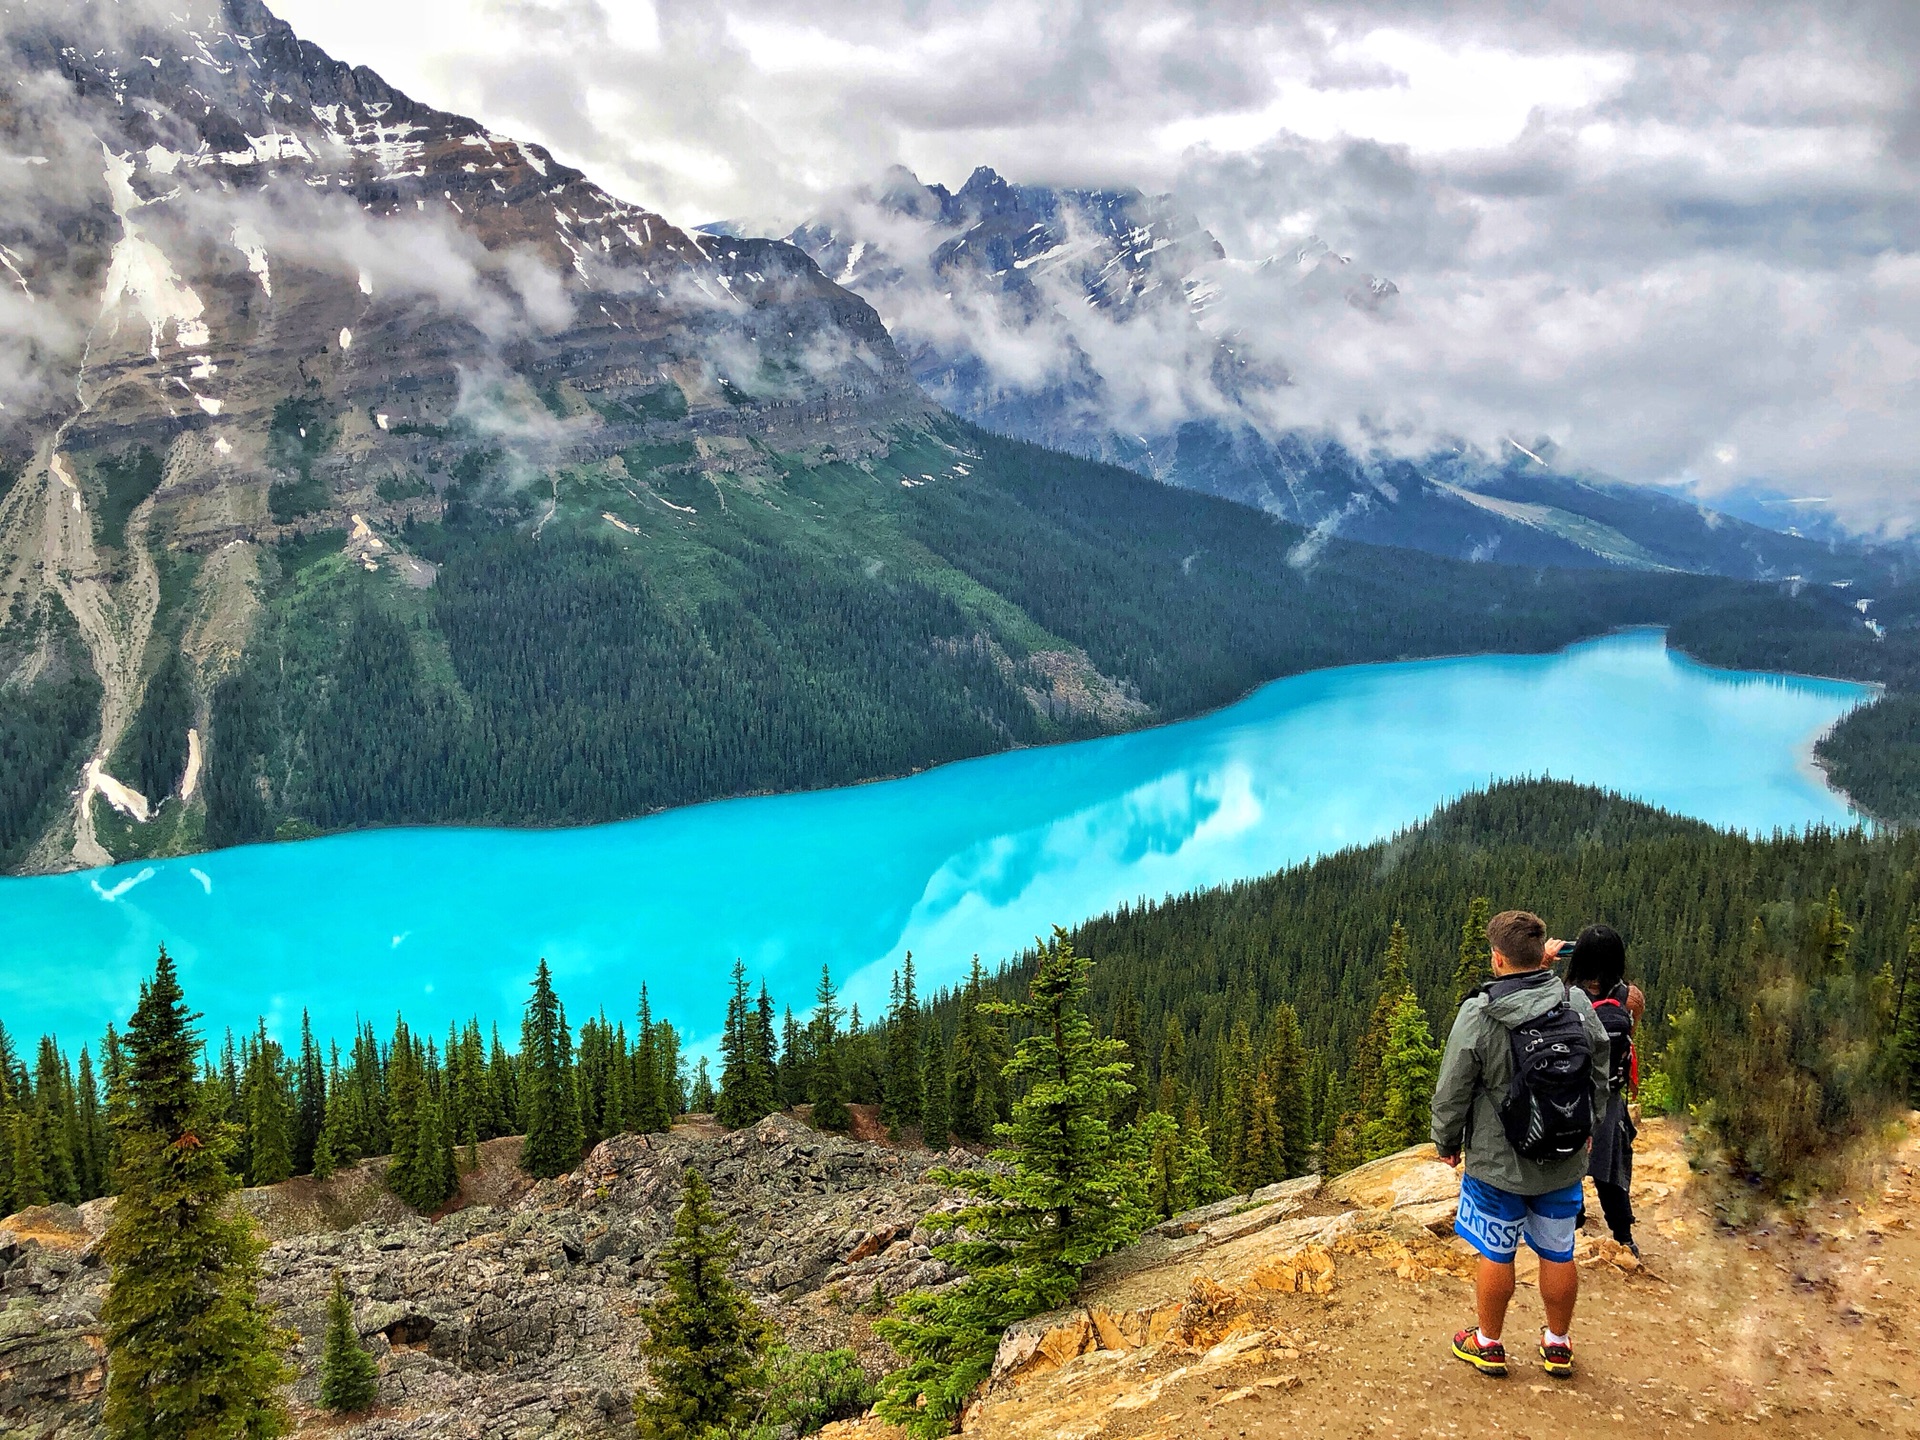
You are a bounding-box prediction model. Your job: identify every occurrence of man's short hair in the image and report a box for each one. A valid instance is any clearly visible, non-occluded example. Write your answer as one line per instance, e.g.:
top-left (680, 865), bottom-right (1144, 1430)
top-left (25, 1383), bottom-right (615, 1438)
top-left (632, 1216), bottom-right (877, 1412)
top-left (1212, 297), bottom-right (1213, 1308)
top-left (1487, 910), bottom-right (1547, 969)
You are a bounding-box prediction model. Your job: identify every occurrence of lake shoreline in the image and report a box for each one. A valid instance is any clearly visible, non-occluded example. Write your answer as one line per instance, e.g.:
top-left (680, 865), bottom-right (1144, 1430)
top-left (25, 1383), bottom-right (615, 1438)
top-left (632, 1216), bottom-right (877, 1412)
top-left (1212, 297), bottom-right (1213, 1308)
top-left (15, 622), bottom-right (1877, 883)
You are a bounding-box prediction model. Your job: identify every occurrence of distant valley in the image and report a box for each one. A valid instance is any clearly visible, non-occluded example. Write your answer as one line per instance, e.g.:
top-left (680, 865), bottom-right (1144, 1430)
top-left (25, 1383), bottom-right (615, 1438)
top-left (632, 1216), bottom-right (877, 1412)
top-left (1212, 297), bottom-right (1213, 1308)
top-left (0, 0), bottom-right (1914, 884)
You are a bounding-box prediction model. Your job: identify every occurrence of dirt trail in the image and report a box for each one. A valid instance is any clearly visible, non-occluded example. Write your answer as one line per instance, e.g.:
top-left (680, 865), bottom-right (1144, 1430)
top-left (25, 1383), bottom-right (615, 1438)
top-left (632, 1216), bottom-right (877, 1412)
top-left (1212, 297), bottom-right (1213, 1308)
top-left (830, 1117), bottom-right (1920, 1440)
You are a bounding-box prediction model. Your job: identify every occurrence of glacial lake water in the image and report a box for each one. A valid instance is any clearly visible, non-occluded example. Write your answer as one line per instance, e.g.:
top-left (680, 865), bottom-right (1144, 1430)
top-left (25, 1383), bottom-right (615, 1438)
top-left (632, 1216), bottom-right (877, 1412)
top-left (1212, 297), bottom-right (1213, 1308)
top-left (0, 629), bottom-right (1875, 1051)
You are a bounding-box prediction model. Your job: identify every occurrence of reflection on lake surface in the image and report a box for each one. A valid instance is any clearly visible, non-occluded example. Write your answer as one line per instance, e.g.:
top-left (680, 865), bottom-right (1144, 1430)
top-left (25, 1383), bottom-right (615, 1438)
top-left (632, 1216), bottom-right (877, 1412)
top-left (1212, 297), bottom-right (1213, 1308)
top-left (0, 630), bottom-right (1873, 1046)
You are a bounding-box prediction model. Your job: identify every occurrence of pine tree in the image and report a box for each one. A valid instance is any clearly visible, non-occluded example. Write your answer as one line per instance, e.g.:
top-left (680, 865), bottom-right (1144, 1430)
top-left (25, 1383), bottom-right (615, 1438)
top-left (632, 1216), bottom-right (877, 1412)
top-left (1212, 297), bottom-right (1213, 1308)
top-left (633, 1168), bottom-right (768, 1440)
top-left (876, 931), bottom-right (1141, 1436)
top-left (1450, 896), bottom-right (1492, 1013)
top-left (1361, 991), bottom-right (1442, 1160)
top-left (519, 960), bottom-right (583, 1179)
top-left (401, 1085), bottom-right (457, 1213)
top-left (1176, 1101), bottom-right (1232, 1209)
top-left (318, 1271), bottom-right (380, 1414)
top-left (808, 966), bottom-right (851, 1132)
top-left (101, 948), bottom-right (293, 1438)
top-left (1815, 887), bottom-right (1854, 980)
top-left (1329, 920), bottom-right (1414, 1173)
top-left (882, 959), bottom-right (923, 1140)
top-left (385, 1022), bottom-right (424, 1192)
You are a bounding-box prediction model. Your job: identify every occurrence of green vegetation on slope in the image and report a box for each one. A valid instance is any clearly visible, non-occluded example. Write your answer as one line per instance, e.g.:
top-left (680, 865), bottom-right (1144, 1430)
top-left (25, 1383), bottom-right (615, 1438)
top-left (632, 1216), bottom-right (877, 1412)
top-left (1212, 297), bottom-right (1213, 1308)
top-left (197, 420), bottom-right (1760, 847)
top-left (11, 414), bottom-right (1914, 872)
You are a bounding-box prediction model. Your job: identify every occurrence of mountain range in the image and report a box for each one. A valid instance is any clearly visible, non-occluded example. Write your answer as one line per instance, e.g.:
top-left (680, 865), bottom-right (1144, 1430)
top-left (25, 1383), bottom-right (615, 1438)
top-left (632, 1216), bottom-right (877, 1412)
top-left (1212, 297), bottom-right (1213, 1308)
top-left (787, 166), bottom-right (1889, 582)
top-left (0, 0), bottom-right (1907, 879)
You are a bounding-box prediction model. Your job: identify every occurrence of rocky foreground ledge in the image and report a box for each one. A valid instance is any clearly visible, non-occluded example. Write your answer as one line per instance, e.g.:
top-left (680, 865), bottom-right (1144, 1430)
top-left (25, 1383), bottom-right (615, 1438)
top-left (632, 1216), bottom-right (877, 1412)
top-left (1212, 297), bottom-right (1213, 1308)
top-left (1, 1114), bottom-right (960, 1439)
top-left (8, 1116), bottom-right (1917, 1440)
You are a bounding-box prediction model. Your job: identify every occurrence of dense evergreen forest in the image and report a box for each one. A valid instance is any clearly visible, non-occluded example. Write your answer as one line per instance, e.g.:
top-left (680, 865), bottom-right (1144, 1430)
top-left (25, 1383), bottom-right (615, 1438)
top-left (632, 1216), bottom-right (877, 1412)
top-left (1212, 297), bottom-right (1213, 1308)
top-left (4, 414), bottom-right (1913, 867)
top-left (186, 424), bottom-right (1891, 852)
top-left (8, 781), bottom-right (1917, 1218)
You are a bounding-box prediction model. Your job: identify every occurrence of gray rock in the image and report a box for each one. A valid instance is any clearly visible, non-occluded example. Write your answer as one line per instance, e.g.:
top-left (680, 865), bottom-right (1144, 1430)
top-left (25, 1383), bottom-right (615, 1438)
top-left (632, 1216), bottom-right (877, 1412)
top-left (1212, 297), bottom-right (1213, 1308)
top-left (3, 1115), bottom-right (954, 1440)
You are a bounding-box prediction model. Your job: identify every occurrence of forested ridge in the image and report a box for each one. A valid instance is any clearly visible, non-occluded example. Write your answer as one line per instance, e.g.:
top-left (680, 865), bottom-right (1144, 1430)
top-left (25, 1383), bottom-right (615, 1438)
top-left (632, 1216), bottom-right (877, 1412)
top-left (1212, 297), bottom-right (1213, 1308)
top-left (8, 780), bottom-right (1918, 1221)
top-left (5, 412), bottom-right (1913, 869)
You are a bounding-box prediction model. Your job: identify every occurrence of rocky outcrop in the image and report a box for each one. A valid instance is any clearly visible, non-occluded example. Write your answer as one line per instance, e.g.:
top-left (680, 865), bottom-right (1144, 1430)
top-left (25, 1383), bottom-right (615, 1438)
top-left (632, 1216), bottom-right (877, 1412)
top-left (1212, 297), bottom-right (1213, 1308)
top-left (0, 1116), bottom-right (960, 1440)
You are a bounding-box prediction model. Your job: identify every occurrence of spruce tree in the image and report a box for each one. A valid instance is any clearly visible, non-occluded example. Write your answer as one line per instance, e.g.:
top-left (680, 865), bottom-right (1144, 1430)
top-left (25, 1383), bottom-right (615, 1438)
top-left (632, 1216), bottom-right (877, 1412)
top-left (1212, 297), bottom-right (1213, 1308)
top-left (1267, 1004), bottom-right (1311, 1178)
top-left (519, 960), bottom-right (584, 1179)
top-left (882, 959), bottom-right (923, 1140)
top-left (808, 966), bottom-right (852, 1132)
top-left (634, 987), bottom-right (672, 1133)
top-left (688, 1057), bottom-right (716, 1114)
top-left (947, 958), bottom-right (1005, 1145)
top-left (75, 1046), bottom-right (107, 1200)
top-left (8, 1109), bottom-right (48, 1209)
top-left (33, 1038), bottom-right (79, 1203)
top-left (877, 931), bottom-right (1141, 1435)
top-left (919, 1024), bottom-right (950, 1149)
top-left (101, 948), bottom-right (293, 1438)
top-left (1361, 991), bottom-right (1442, 1160)
top-left (1154, 1016), bottom-right (1185, 1115)
top-left (318, 1272), bottom-right (380, 1414)
top-left (487, 1025), bottom-right (517, 1135)
top-left (778, 1008), bottom-right (807, 1108)
top-left (1109, 986), bottom-right (1144, 1126)
top-left (294, 1012), bottom-right (325, 1176)
top-left (1450, 896), bottom-right (1493, 1013)
top-left (751, 984), bottom-right (780, 1117)
top-left (1892, 912), bottom-right (1920, 1105)
top-left (385, 1023), bottom-right (424, 1190)
top-left (715, 962), bottom-right (754, 1128)
top-left (633, 1168), bottom-right (767, 1440)
top-left (243, 1023), bottom-right (294, 1188)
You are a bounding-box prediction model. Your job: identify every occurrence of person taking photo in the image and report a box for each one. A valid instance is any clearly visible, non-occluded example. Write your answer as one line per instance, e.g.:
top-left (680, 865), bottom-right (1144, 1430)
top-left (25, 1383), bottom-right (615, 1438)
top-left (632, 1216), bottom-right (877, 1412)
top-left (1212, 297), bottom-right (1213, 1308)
top-left (1432, 909), bottom-right (1611, 1379)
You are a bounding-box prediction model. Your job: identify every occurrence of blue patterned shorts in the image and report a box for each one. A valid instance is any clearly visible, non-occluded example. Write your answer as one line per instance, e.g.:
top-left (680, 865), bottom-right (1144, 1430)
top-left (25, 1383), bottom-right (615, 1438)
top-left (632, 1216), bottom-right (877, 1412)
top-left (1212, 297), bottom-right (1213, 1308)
top-left (1454, 1174), bottom-right (1582, 1264)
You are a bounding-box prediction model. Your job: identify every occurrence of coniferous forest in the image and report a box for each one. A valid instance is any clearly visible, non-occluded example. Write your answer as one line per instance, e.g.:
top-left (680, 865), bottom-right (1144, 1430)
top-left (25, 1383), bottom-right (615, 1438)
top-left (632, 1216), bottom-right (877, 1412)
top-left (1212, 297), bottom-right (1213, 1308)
top-left (8, 780), bottom-right (1917, 1222)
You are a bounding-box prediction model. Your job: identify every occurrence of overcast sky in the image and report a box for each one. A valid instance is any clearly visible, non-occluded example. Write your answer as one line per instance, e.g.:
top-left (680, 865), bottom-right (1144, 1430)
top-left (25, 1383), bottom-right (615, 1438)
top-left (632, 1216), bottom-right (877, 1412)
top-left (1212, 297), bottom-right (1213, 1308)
top-left (271, 0), bottom-right (1920, 533)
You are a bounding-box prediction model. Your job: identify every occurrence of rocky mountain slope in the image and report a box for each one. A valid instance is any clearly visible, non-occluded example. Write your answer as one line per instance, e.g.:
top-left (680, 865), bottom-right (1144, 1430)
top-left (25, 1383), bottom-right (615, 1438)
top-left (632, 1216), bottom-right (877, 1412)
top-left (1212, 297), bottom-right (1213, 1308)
top-left (0, 0), bottom-right (923, 871)
top-left (9, 1111), bottom-right (1913, 1440)
top-left (788, 168), bottom-right (1882, 583)
top-left (1, 2), bottom-right (1897, 883)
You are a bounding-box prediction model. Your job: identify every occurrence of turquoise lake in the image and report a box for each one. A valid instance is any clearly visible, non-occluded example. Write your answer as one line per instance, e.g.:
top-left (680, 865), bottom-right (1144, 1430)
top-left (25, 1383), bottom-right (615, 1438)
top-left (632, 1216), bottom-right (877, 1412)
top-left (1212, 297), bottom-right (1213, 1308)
top-left (0, 629), bottom-right (1874, 1050)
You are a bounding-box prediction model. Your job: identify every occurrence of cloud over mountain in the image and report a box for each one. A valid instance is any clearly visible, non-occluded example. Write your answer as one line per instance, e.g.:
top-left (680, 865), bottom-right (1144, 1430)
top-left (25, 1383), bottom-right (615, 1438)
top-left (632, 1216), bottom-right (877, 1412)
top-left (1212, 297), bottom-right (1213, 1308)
top-left (262, 0), bottom-right (1920, 534)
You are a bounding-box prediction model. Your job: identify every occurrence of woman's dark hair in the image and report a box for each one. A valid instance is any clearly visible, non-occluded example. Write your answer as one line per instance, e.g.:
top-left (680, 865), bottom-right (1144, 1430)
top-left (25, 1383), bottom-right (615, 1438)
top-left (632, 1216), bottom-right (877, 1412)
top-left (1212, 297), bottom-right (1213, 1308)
top-left (1565, 923), bottom-right (1626, 993)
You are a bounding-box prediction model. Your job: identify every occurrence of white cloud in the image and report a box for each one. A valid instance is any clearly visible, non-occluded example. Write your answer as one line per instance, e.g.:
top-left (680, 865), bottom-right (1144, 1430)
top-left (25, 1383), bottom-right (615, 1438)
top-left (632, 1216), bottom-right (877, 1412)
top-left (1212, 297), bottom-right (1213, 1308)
top-left (181, 1), bottom-right (1920, 530)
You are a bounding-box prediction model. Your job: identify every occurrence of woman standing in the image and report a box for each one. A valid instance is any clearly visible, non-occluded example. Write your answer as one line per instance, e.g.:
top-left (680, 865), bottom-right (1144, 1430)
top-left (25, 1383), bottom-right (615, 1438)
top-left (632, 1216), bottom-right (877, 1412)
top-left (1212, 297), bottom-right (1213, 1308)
top-left (1552, 924), bottom-right (1642, 1255)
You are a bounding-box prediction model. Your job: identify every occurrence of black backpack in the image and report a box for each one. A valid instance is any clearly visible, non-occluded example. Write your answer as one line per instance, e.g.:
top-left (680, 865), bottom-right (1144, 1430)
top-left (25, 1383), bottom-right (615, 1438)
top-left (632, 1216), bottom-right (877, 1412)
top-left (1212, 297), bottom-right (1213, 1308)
top-left (1489, 980), bottom-right (1595, 1162)
top-left (1591, 986), bottom-right (1636, 1094)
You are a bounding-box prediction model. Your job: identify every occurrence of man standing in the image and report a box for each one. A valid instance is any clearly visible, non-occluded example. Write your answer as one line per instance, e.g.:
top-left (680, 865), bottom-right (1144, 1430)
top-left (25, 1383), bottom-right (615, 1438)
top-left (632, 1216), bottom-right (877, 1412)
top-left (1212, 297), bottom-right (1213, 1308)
top-left (1431, 909), bottom-right (1610, 1378)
